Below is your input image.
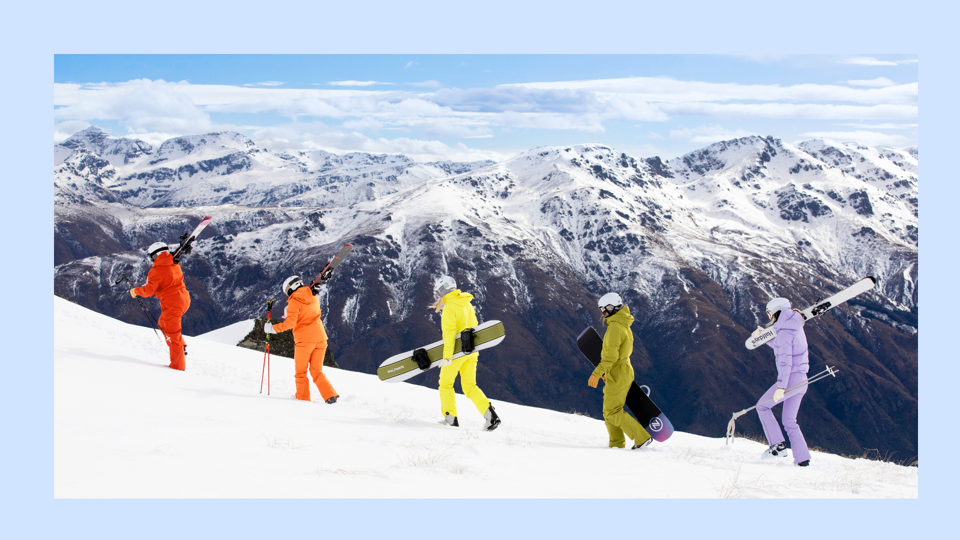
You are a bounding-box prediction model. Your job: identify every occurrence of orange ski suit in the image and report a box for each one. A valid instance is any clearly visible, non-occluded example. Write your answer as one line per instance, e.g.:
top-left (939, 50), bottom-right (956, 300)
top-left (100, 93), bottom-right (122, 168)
top-left (273, 286), bottom-right (337, 402)
top-left (133, 251), bottom-right (191, 370)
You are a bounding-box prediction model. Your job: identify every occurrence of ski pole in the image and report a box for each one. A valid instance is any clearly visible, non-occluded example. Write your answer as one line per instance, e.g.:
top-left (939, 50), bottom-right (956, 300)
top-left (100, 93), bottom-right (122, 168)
top-left (115, 274), bottom-right (166, 344)
top-left (260, 299), bottom-right (274, 395)
top-left (725, 365), bottom-right (840, 444)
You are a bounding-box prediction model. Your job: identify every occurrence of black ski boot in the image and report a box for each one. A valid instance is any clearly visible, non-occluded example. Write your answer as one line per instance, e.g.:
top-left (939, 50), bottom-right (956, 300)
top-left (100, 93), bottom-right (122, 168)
top-left (483, 405), bottom-right (501, 431)
top-left (796, 460), bottom-right (810, 467)
top-left (444, 413), bottom-right (459, 427)
top-left (325, 395), bottom-right (339, 404)
top-left (762, 442), bottom-right (788, 459)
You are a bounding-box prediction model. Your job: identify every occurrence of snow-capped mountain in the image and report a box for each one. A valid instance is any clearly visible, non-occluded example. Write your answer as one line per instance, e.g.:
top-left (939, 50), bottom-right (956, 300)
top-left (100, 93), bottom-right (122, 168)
top-left (53, 129), bottom-right (918, 462)
top-left (54, 127), bottom-right (495, 208)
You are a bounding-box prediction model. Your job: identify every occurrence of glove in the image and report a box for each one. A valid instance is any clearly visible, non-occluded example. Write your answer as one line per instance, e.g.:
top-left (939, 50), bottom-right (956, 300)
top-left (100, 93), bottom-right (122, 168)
top-left (773, 387), bottom-right (785, 403)
top-left (317, 268), bottom-right (333, 285)
top-left (310, 282), bottom-right (322, 296)
top-left (264, 322), bottom-right (276, 334)
top-left (437, 358), bottom-right (452, 368)
top-left (751, 326), bottom-right (764, 338)
top-left (588, 374), bottom-right (601, 388)
top-left (130, 288), bottom-right (138, 298)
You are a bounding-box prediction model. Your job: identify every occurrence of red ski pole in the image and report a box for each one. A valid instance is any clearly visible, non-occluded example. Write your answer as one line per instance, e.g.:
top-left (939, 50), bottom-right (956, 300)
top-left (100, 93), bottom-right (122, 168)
top-left (260, 299), bottom-right (275, 395)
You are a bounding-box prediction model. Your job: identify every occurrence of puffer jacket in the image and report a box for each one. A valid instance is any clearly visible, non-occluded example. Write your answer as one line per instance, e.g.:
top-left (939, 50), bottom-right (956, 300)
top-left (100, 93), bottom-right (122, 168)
top-left (592, 306), bottom-right (635, 378)
top-left (767, 308), bottom-right (809, 387)
top-left (273, 286), bottom-right (328, 343)
top-left (440, 289), bottom-right (479, 359)
top-left (134, 252), bottom-right (189, 312)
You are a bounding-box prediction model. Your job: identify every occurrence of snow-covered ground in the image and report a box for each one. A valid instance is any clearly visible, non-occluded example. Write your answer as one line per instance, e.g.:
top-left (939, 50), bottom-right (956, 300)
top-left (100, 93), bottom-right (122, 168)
top-left (194, 318), bottom-right (255, 346)
top-left (53, 296), bottom-right (917, 498)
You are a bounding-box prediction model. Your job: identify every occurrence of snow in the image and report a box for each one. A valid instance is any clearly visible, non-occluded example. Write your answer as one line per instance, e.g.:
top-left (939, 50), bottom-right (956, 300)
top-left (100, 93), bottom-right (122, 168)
top-left (194, 318), bottom-right (255, 345)
top-left (54, 296), bottom-right (917, 499)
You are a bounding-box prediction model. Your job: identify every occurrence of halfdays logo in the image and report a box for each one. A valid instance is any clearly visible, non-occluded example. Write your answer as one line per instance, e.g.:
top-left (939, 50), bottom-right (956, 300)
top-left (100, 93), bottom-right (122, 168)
top-left (649, 417), bottom-right (663, 432)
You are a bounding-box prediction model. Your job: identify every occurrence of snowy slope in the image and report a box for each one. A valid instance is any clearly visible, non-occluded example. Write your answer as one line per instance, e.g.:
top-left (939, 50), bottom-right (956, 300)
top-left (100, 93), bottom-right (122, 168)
top-left (54, 296), bottom-right (917, 498)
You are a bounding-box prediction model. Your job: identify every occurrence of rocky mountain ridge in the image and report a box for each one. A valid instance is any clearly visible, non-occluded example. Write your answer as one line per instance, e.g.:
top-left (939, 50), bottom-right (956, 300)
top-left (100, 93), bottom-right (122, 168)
top-left (53, 128), bottom-right (918, 461)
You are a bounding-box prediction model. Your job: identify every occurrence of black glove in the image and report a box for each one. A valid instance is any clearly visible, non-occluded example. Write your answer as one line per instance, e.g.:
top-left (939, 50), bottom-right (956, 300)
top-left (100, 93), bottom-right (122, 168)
top-left (318, 268), bottom-right (333, 285)
top-left (413, 348), bottom-right (431, 371)
top-left (178, 233), bottom-right (193, 255)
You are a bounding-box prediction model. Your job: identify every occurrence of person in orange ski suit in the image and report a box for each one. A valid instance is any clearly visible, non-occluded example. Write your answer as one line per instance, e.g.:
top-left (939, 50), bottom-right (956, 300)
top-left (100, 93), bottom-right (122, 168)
top-left (131, 242), bottom-right (191, 371)
top-left (264, 275), bottom-right (339, 404)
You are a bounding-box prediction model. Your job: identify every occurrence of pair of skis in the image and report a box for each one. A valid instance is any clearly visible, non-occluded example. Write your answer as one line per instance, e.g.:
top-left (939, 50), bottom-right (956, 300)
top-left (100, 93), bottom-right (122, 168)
top-left (744, 276), bottom-right (878, 350)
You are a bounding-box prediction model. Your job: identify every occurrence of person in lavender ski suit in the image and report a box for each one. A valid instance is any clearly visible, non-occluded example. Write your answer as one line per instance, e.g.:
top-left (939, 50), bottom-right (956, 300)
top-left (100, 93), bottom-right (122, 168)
top-left (753, 297), bottom-right (811, 466)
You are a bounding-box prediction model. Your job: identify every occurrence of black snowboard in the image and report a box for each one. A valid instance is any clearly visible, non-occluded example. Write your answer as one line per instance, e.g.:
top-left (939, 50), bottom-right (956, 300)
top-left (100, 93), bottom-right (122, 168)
top-left (577, 326), bottom-right (674, 442)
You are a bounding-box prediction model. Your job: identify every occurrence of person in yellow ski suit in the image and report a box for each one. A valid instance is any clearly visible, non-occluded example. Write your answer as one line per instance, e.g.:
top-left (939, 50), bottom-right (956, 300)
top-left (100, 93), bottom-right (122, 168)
top-left (432, 275), bottom-right (501, 431)
top-left (588, 292), bottom-right (652, 449)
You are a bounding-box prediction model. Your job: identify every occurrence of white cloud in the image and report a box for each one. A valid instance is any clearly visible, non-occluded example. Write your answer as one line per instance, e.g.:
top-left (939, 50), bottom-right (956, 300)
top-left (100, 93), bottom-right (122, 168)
top-left (670, 125), bottom-right (756, 144)
top-left (243, 81), bottom-right (284, 87)
top-left (799, 130), bottom-right (914, 147)
top-left (405, 61), bottom-right (418, 69)
top-left (839, 57), bottom-right (918, 66)
top-left (328, 81), bottom-right (391, 87)
top-left (342, 118), bottom-right (384, 131)
top-left (836, 122), bottom-right (917, 130)
top-left (644, 131), bottom-right (665, 139)
top-left (846, 78), bottom-right (897, 87)
top-left (659, 102), bottom-right (916, 120)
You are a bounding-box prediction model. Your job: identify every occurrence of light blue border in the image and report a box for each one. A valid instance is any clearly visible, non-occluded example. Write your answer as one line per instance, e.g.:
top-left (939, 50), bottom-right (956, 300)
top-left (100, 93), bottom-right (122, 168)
top-left (20, 1), bottom-right (941, 538)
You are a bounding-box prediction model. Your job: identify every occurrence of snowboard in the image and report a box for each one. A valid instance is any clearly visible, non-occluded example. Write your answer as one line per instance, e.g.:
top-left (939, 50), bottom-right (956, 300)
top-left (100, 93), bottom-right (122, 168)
top-left (378, 320), bottom-right (506, 383)
top-left (745, 276), bottom-right (877, 350)
top-left (577, 326), bottom-right (674, 442)
top-left (170, 216), bottom-right (212, 263)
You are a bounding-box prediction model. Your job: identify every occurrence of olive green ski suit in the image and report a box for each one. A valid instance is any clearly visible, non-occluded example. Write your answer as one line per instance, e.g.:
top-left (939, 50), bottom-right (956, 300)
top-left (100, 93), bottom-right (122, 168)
top-left (593, 306), bottom-right (651, 448)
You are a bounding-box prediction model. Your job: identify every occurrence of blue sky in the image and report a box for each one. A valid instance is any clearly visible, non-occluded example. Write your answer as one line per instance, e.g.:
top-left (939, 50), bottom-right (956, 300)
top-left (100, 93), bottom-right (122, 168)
top-left (54, 54), bottom-right (918, 161)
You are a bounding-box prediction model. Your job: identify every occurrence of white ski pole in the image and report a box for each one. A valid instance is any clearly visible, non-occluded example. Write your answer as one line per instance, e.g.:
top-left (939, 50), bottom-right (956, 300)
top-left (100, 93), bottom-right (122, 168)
top-left (725, 365), bottom-right (839, 444)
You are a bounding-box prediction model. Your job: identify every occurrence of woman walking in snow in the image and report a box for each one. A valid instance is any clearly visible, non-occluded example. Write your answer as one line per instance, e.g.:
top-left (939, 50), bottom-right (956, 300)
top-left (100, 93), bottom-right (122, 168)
top-left (264, 275), bottom-right (339, 404)
top-left (588, 292), bottom-right (652, 450)
top-left (130, 242), bottom-right (191, 371)
top-left (431, 275), bottom-right (501, 431)
top-left (753, 297), bottom-right (811, 467)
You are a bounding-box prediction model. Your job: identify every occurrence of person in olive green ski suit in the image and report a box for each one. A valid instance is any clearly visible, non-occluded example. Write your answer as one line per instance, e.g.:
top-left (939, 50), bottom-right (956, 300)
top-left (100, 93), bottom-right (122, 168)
top-left (431, 275), bottom-right (501, 431)
top-left (588, 292), bottom-right (652, 449)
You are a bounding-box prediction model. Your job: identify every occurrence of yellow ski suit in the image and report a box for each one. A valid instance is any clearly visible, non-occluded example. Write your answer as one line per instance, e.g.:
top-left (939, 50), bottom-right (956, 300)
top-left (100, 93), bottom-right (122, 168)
top-left (593, 306), bottom-right (651, 448)
top-left (438, 290), bottom-right (491, 418)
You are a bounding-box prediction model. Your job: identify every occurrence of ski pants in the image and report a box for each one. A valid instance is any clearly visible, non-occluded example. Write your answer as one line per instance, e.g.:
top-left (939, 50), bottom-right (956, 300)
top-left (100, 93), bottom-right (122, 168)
top-left (438, 352), bottom-right (490, 418)
top-left (602, 362), bottom-right (651, 448)
top-left (293, 341), bottom-right (337, 402)
top-left (756, 371), bottom-right (810, 464)
top-left (158, 295), bottom-right (189, 371)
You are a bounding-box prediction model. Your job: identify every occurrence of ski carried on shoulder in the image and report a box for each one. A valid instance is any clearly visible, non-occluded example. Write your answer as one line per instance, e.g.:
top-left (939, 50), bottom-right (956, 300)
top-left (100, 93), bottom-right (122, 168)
top-left (310, 244), bottom-right (353, 288)
top-left (171, 216), bottom-right (212, 263)
top-left (745, 276), bottom-right (877, 350)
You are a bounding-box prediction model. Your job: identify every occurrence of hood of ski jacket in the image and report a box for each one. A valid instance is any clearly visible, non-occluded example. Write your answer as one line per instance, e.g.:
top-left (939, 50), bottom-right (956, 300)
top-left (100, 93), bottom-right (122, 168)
top-left (273, 286), bottom-right (328, 343)
top-left (593, 306), bottom-right (635, 378)
top-left (767, 308), bottom-right (809, 386)
top-left (134, 252), bottom-right (189, 311)
top-left (440, 290), bottom-right (479, 359)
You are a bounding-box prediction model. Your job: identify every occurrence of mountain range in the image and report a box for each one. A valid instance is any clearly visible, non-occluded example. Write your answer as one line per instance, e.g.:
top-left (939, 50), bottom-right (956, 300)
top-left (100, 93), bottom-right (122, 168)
top-left (53, 126), bottom-right (919, 461)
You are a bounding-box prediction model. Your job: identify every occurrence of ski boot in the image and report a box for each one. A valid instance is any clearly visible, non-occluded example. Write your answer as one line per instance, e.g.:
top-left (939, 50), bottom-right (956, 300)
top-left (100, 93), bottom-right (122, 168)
top-left (443, 413), bottom-right (459, 427)
top-left (483, 405), bottom-right (501, 431)
top-left (325, 395), bottom-right (339, 404)
top-left (631, 437), bottom-right (653, 450)
top-left (762, 442), bottom-right (788, 459)
top-left (796, 460), bottom-right (810, 467)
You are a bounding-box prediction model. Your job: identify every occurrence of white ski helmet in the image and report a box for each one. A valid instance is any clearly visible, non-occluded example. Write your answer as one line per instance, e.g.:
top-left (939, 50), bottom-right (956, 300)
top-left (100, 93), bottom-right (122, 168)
top-left (282, 275), bottom-right (304, 296)
top-left (434, 275), bottom-right (457, 298)
top-left (147, 242), bottom-right (169, 261)
top-left (765, 297), bottom-right (791, 316)
top-left (598, 292), bottom-right (624, 316)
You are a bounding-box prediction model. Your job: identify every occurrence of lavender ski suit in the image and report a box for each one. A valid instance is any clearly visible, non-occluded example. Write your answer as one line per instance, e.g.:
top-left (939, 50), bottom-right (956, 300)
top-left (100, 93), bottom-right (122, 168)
top-left (756, 309), bottom-right (811, 464)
